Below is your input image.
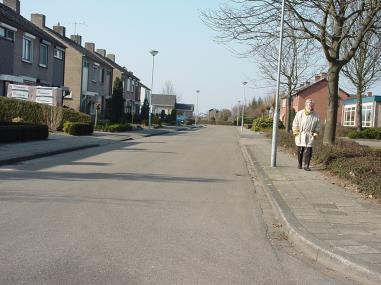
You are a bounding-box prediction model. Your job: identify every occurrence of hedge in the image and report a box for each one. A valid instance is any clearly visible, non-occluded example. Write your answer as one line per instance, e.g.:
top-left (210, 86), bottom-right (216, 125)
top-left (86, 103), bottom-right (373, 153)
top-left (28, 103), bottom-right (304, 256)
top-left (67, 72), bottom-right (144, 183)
top-left (0, 96), bottom-right (91, 131)
top-left (63, 122), bottom-right (93, 136)
top-left (347, 128), bottom-right (381, 140)
top-left (96, 123), bottom-right (133, 132)
top-left (252, 116), bottom-right (284, 131)
top-left (0, 122), bottom-right (49, 142)
top-left (273, 130), bottom-right (381, 198)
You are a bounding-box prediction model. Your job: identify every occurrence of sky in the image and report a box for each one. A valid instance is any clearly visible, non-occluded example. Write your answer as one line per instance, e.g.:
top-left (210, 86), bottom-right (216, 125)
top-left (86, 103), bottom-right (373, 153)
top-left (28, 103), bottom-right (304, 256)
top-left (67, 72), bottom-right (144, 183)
top-left (20, 0), bottom-right (381, 113)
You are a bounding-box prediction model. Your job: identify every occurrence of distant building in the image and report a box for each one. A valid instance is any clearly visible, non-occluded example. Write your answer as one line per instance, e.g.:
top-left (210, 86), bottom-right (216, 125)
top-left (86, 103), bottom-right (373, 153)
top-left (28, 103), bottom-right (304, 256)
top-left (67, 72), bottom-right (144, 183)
top-left (151, 94), bottom-right (176, 115)
top-left (280, 73), bottom-right (350, 124)
top-left (342, 93), bottom-right (381, 128)
top-left (208, 108), bottom-right (219, 123)
top-left (0, 0), bottom-right (66, 97)
top-left (175, 103), bottom-right (194, 123)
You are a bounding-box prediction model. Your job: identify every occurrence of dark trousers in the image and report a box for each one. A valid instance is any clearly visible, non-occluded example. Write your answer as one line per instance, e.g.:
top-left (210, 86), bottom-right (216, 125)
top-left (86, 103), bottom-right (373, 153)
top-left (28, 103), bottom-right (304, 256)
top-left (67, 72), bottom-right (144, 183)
top-left (297, 147), bottom-right (312, 168)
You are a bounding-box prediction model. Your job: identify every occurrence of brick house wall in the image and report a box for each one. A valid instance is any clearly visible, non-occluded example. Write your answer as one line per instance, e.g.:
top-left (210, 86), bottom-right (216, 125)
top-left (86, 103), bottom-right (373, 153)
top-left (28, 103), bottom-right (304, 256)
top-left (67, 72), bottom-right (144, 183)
top-left (280, 79), bottom-right (349, 124)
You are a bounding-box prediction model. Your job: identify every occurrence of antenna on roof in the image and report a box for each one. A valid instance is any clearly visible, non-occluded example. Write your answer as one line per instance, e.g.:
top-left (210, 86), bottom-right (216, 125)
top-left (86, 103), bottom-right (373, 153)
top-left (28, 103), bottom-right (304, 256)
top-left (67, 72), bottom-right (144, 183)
top-left (66, 22), bottom-right (87, 35)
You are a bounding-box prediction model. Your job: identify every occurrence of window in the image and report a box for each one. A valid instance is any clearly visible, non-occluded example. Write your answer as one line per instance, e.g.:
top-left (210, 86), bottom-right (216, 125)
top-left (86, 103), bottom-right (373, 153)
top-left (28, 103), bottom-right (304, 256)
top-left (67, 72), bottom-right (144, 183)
top-left (22, 36), bottom-right (33, 62)
top-left (127, 78), bottom-right (131, 92)
top-left (92, 65), bottom-right (98, 82)
top-left (6, 30), bottom-right (14, 41)
top-left (54, 48), bottom-right (63, 59)
top-left (39, 43), bottom-right (48, 67)
top-left (0, 27), bottom-right (4, 37)
top-left (343, 106), bottom-right (356, 126)
top-left (100, 68), bottom-right (105, 83)
top-left (362, 105), bottom-right (373, 127)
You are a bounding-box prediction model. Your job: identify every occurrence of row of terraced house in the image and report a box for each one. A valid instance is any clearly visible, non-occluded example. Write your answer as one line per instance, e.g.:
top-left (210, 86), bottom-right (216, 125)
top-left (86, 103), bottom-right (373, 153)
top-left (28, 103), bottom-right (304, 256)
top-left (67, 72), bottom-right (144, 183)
top-left (0, 0), bottom-right (150, 118)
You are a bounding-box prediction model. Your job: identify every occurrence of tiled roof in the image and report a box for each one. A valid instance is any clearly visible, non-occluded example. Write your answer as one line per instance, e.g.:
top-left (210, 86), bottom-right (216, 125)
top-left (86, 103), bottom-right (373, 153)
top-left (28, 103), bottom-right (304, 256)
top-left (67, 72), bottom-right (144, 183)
top-left (0, 3), bottom-right (65, 48)
top-left (281, 78), bottom-right (350, 99)
top-left (46, 27), bottom-right (113, 69)
top-left (151, 94), bottom-right (176, 106)
top-left (175, 103), bottom-right (194, 111)
top-left (344, 95), bottom-right (381, 105)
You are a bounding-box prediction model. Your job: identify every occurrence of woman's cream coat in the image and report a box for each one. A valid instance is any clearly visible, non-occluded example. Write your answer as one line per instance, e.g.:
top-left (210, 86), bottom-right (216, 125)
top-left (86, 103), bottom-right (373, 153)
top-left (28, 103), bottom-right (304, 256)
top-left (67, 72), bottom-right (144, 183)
top-left (292, 110), bottom-right (320, 147)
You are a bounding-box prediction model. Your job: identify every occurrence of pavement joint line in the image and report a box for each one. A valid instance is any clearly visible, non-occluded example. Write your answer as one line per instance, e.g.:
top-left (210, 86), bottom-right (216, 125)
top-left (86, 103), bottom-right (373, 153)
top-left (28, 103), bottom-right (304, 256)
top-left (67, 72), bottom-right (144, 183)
top-left (238, 130), bottom-right (381, 285)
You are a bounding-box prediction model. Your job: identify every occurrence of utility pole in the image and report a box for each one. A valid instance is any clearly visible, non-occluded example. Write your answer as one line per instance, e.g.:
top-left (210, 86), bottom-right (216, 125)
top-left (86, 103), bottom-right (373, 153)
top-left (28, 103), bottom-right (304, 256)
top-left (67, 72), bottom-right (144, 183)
top-left (270, 0), bottom-right (286, 167)
top-left (149, 50), bottom-right (159, 128)
top-left (241, 81), bottom-right (247, 132)
top-left (237, 100), bottom-right (240, 127)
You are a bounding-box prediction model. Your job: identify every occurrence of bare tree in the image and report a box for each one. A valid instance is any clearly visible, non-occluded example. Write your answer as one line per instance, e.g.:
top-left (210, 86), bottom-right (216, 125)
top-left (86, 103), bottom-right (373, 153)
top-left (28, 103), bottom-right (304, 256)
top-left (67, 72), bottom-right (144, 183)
top-left (258, 32), bottom-right (318, 132)
top-left (202, 0), bottom-right (381, 145)
top-left (161, 80), bottom-right (182, 102)
top-left (342, 32), bottom-right (381, 131)
top-left (161, 80), bottom-right (176, 95)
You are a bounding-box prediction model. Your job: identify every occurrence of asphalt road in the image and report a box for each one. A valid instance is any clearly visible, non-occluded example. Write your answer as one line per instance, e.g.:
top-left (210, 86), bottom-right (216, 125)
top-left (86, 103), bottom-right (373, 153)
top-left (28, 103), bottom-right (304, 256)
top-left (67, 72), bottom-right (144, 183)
top-left (0, 126), bottom-right (356, 284)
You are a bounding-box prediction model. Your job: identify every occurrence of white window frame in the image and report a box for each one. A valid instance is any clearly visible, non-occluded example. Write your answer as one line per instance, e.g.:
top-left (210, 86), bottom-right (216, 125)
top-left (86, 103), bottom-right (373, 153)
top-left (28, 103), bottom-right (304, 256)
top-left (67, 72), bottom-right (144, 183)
top-left (22, 36), bottom-right (33, 62)
top-left (39, 43), bottom-right (48, 67)
top-left (343, 105), bottom-right (356, 127)
top-left (53, 48), bottom-right (63, 59)
top-left (92, 65), bottom-right (98, 82)
top-left (362, 104), bottom-right (373, 128)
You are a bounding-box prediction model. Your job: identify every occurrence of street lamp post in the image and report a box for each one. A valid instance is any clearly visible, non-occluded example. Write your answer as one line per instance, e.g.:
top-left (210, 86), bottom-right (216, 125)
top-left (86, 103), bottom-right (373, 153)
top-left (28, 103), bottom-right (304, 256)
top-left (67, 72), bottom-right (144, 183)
top-left (241, 81), bottom-right (247, 132)
top-left (195, 90), bottom-right (200, 126)
top-left (149, 50), bottom-right (159, 129)
top-left (270, 0), bottom-right (286, 167)
top-left (237, 100), bottom-right (240, 127)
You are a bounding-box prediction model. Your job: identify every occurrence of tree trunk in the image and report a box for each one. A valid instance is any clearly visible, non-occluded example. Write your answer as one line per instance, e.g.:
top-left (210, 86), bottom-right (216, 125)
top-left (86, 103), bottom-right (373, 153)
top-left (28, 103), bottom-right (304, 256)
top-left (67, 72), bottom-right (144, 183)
top-left (323, 63), bottom-right (341, 145)
top-left (285, 94), bottom-right (292, 132)
top-left (355, 86), bottom-right (363, 132)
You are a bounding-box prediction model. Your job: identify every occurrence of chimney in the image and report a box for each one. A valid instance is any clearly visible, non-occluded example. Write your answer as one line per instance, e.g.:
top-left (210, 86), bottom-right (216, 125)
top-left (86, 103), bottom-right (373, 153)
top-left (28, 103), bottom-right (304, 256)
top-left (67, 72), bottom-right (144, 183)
top-left (107, 54), bottom-right (115, 62)
top-left (70, 35), bottom-right (82, 46)
top-left (31, 14), bottom-right (46, 28)
top-left (3, 0), bottom-right (20, 14)
top-left (314, 74), bottom-right (321, 81)
top-left (53, 23), bottom-right (66, 37)
top-left (96, 49), bottom-right (106, 57)
top-left (85, 42), bottom-right (95, 53)
top-left (367, 91), bottom-right (373, 97)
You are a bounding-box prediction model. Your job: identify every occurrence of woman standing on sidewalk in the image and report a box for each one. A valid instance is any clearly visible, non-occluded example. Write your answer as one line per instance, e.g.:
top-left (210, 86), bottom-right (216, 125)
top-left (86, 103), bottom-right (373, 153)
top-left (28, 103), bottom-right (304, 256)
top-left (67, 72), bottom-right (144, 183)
top-left (292, 99), bottom-right (320, 171)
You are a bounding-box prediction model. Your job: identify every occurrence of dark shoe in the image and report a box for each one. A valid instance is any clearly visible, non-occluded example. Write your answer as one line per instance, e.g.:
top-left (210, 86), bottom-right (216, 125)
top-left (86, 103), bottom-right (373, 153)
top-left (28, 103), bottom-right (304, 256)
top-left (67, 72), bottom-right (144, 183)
top-left (298, 165), bottom-right (302, 169)
top-left (304, 167), bottom-right (311, 171)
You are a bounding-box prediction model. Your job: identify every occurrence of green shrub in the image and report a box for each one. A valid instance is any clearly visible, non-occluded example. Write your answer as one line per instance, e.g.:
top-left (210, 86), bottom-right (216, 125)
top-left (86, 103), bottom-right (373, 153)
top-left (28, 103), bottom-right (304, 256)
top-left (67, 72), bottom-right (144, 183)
top-left (0, 122), bottom-right (49, 142)
top-left (347, 128), bottom-right (381, 140)
top-left (60, 108), bottom-right (91, 130)
top-left (105, 123), bottom-right (132, 132)
top-left (252, 117), bottom-right (284, 131)
top-left (63, 122), bottom-right (93, 136)
top-left (95, 123), bottom-right (132, 132)
top-left (0, 96), bottom-right (90, 131)
top-left (275, 130), bottom-right (381, 198)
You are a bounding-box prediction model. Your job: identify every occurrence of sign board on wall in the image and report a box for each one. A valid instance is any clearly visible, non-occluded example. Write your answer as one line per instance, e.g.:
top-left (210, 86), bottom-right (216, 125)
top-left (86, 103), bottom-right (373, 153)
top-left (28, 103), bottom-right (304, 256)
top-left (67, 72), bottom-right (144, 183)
top-left (36, 87), bottom-right (53, 106)
top-left (8, 85), bottom-right (29, 100)
top-left (7, 84), bottom-right (62, 107)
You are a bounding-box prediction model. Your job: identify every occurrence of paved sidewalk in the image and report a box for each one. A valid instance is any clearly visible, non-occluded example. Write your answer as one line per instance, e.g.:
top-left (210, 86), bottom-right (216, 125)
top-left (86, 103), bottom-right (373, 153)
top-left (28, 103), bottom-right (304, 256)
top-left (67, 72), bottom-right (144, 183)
top-left (239, 127), bottom-right (381, 285)
top-left (0, 126), bottom-right (195, 166)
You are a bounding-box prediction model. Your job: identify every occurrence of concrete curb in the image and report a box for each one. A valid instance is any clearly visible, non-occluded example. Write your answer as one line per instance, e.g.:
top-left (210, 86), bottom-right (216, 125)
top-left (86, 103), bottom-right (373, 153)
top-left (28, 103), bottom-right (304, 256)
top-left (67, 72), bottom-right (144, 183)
top-left (239, 143), bottom-right (381, 285)
top-left (0, 144), bottom-right (99, 166)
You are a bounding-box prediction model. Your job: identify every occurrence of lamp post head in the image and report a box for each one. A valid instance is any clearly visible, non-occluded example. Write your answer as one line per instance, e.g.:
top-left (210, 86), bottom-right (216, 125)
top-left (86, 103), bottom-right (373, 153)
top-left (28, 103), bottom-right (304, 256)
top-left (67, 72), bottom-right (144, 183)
top-left (242, 81), bottom-right (248, 86)
top-left (150, 50), bottom-right (159, 56)
top-left (196, 90), bottom-right (200, 94)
